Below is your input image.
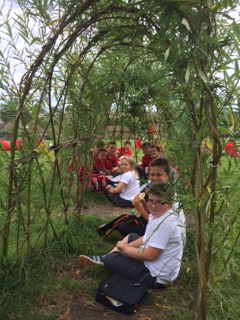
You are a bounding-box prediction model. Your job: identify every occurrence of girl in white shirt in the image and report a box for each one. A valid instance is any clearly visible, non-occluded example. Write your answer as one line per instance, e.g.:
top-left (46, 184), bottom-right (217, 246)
top-left (105, 156), bottom-right (140, 208)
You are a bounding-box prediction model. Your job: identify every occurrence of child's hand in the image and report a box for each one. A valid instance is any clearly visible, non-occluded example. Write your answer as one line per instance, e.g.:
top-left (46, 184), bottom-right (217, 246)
top-left (106, 185), bottom-right (112, 191)
top-left (117, 240), bottom-right (127, 253)
top-left (138, 192), bottom-right (145, 201)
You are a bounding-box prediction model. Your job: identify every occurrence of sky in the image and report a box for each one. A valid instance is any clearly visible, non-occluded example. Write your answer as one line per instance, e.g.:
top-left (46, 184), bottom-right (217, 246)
top-left (1, 1), bottom-right (25, 83)
top-left (0, 0), bottom-right (43, 84)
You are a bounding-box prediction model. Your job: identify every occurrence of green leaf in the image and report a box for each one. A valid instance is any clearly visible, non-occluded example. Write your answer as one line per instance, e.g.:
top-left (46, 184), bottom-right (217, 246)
top-left (181, 18), bottom-right (191, 33)
top-left (185, 64), bottom-right (190, 83)
top-left (197, 68), bottom-right (208, 83)
top-left (5, 20), bottom-right (12, 38)
top-left (164, 47), bottom-right (170, 62)
top-left (232, 22), bottom-right (240, 43)
top-left (234, 59), bottom-right (239, 78)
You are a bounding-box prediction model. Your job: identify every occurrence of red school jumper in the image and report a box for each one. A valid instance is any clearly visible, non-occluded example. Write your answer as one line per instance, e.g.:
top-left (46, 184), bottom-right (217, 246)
top-left (115, 147), bottom-right (132, 159)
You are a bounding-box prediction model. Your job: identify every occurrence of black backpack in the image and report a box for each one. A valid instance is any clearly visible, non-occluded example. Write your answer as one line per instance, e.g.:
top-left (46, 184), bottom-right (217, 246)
top-left (95, 273), bottom-right (149, 315)
top-left (96, 214), bottom-right (145, 239)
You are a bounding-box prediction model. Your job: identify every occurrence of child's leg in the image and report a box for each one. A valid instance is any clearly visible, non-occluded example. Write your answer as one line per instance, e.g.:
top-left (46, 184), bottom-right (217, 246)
top-left (103, 233), bottom-right (156, 287)
top-left (91, 176), bottom-right (99, 192)
top-left (103, 252), bottom-right (156, 288)
top-left (98, 175), bottom-right (107, 190)
top-left (109, 234), bottom-right (131, 253)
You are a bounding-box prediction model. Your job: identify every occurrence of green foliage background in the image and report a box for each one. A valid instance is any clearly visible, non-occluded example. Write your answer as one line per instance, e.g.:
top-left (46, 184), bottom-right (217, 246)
top-left (0, 0), bottom-right (240, 319)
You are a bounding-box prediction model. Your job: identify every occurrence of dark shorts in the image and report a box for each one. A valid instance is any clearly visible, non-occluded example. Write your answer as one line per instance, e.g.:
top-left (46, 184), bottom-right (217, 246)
top-left (105, 192), bottom-right (134, 208)
top-left (103, 233), bottom-right (166, 290)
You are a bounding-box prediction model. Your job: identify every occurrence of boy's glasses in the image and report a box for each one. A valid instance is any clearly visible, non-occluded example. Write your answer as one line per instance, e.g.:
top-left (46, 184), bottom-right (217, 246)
top-left (147, 199), bottom-right (167, 207)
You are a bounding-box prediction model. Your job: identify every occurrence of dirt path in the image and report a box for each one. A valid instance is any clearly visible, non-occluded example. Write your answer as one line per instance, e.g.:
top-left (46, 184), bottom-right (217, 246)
top-left (82, 201), bottom-right (131, 218)
top-left (41, 257), bottom-right (175, 320)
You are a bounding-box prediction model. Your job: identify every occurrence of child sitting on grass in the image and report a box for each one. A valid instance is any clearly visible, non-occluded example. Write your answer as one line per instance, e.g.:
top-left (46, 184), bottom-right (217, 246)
top-left (136, 141), bottom-right (152, 180)
top-left (115, 140), bottom-right (132, 159)
top-left (92, 148), bottom-right (110, 191)
top-left (117, 157), bottom-right (172, 236)
top-left (78, 182), bottom-right (186, 289)
top-left (149, 144), bottom-right (164, 160)
top-left (144, 144), bottom-right (164, 177)
top-left (106, 141), bottom-right (119, 173)
top-left (105, 156), bottom-right (140, 208)
top-left (93, 148), bottom-right (110, 174)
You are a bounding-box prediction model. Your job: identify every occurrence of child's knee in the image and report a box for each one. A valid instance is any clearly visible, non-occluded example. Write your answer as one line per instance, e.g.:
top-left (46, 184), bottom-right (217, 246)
top-left (128, 233), bottom-right (140, 243)
top-left (103, 252), bottom-right (120, 270)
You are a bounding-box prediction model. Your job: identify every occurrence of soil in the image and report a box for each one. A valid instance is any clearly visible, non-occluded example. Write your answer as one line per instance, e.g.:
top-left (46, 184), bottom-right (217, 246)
top-left (82, 200), bottom-right (131, 217)
top-left (39, 202), bottom-right (186, 320)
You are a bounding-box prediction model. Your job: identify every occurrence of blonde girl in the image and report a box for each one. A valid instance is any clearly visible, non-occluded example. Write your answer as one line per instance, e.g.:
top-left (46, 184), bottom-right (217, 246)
top-left (105, 156), bottom-right (140, 208)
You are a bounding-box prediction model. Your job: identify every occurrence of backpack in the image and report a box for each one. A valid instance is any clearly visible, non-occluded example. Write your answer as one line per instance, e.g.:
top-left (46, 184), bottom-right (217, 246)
top-left (96, 214), bottom-right (145, 239)
top-left (95, 274), bottom-right (149, 315)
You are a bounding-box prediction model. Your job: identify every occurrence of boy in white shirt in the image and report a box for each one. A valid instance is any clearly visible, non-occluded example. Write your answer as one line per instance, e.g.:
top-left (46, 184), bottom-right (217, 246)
top-left (79, 182), bottom-right (186, 288)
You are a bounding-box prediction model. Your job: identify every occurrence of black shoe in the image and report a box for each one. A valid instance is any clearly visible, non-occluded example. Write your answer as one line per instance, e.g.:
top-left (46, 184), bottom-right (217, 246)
top-left (78, 255), bottom-right (104, 267)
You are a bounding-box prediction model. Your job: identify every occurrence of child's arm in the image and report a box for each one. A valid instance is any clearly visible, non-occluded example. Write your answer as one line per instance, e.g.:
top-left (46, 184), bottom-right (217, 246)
top-left (126, 236), bottom-right (143, 248)
top-left (133, 194), bottom-right (150, 221)
top-left (111, 166), bottom-right (119, 173)
top-left (117, 241), bottom-right (161, 261)
top-left (115, 148), bottom-right (121, 157)
top-left (110, 236), bottom-right (143, 256)
top-left (106, 182), bottom-right (125, 193)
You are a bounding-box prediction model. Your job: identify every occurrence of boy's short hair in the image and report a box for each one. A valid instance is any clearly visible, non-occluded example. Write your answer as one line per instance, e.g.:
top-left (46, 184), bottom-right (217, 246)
top-left (108, 141), bottom-right (116, 145)
top-left (148, 182), bottom-right (174, 203)
top-left (124, 140), bottom-right (131, 145)
top-left (149, 158), bottom-right (171, 176)
top-left (141, 142), bottom-right (152, 148)
top-left (150, 145), bottom-right (160, 152)
top-left (97, 148), bottom-right (108, 154)
top-left (96, 138), bottom-right (105, 148)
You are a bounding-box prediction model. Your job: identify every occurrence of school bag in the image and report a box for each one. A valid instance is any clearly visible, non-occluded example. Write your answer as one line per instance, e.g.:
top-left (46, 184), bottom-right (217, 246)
top-left (95, 273), bottom-right (149, 315)
top-left (96, 214), bottom-right (145, 239)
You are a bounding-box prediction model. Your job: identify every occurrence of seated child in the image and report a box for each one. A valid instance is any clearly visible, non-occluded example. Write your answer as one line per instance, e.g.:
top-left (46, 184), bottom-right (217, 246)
top-left (149, 144), bottom-right (163, 159)
top-left (105, 156), bottom-right (140, 208)
top-left (117, 158), bottom-right (172, 236)
top-left (92, 138), bottom-right (105, 159)
top-left (106, 141), bottom-right (119, 173)
top-left (136, 142), bottom-right (152, 179)
top-left (92, 149), bottom-right (110, 191)
top-left (93, 148), bottom-right (109, 174)
top-left (145, 144), bottom-right (164, 176)
top-left (79, 182), bottom-right (186, 289)
top-left (115, 140), bottom-right (132, 159)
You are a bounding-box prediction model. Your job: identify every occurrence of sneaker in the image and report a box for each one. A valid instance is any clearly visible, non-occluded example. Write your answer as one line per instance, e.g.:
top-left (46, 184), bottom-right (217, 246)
top-left (78, 255), bottom-right (104, 267)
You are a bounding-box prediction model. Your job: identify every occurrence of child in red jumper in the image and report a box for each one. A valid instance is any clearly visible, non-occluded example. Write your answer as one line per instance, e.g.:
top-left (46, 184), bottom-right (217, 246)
top-left (137, 142), bottom-right (152, 180)
top-left (92, 149), bottom-right (110, 191)
top-left (115, 140), bottom-right (132, 159)
top-left (106, 141), bottom-right (119, 173)
top-left (93, 149), bottom-right (110, 174)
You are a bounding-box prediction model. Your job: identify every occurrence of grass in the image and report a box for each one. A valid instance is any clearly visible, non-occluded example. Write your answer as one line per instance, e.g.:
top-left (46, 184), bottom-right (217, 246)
top-left (0, 237), bottom-right (204, 316)
top-left (0, 210), bottom-right (196, 319)
top-left (1, 198), bottom-right (240, 319)
top-left (1, 146), bottom-right (240, 319)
